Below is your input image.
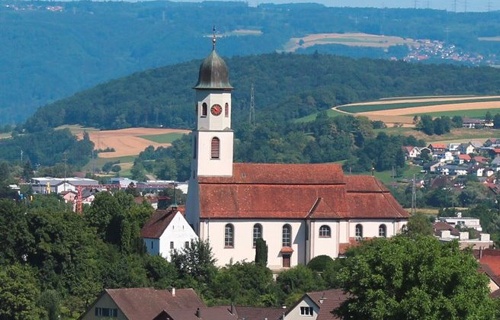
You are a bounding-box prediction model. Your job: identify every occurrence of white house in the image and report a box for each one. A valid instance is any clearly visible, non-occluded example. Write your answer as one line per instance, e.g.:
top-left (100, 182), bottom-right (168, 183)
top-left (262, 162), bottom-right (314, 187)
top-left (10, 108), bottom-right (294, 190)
top-left (141, 207), bottom-right (198, 261)
top-left (184, 37), bottom-right (409, 270)
top-left (284, 289), bottom-right (347, 320)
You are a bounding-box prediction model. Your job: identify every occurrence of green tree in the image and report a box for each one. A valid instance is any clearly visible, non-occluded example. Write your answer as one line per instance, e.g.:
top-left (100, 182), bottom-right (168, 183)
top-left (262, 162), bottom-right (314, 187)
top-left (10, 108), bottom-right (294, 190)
top-left (255, 238), bottom-right (268, 267)
top-left (170, 239), bottom-right (217, 295)
top-left (403, 213), bottom-right (433, 237)
top-left (0, 264), bottom-right (42, 319)
top-left (334, 236), bottom-right (496, 320)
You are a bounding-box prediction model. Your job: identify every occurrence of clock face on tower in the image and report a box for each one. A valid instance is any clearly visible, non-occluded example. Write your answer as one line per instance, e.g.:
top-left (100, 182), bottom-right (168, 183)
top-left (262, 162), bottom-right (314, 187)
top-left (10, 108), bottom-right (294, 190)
top-left (211, 104), bottom-right (222, 116)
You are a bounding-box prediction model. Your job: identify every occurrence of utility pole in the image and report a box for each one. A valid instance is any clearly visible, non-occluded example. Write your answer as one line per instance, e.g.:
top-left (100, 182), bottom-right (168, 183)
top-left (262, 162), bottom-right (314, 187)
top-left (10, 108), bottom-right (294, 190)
top-left (411, 174), bottom-right (417, 215)
top-left (249, 83), bottom-right (256, 126)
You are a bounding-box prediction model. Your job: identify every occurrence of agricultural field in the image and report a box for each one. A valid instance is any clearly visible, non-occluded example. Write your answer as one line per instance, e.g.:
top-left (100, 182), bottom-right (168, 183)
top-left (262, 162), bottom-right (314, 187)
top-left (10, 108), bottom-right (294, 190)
top-left (283, 32), bottom-right (416, 52)
top-left (334, 95), bottom-right (500, 127)
top-left (69, 126), bottom-right (190, 158)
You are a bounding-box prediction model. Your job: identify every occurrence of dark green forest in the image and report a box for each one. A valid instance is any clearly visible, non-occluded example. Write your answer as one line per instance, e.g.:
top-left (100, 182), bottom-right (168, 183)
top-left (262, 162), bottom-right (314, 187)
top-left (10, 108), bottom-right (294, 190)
top-left (1, 53), bottom-right (498, 172)
top-left (24, 53), bottom-right (500, 132)
top-left (1, 0), bottom-right (499, 124)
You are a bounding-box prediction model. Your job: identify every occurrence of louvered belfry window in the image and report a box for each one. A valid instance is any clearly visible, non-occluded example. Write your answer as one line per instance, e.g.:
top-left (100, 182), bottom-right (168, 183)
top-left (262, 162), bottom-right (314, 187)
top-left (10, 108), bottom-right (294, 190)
top-left (211, 137), bottom-right (220, 159)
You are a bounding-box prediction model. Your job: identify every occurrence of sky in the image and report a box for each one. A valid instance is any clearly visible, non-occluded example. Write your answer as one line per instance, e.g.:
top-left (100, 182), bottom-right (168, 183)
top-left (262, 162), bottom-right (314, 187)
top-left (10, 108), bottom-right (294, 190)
top-left (174, 0), bottom-right (500, 12)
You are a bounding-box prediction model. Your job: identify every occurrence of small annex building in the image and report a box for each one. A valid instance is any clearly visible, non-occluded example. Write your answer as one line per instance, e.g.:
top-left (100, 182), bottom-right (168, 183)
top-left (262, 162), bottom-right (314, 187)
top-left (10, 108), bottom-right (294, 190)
top-left (284, 289), bottom-right (348, 320)
top-left (141, 206), bottom-right (198, 261)
top-left (185, 35), bottom-right (410, 270)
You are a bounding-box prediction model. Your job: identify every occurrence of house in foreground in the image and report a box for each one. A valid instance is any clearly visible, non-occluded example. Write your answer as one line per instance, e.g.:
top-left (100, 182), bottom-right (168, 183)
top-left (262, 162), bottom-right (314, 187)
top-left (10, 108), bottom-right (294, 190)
top-left (79, 287), bottom-right (290, 320)
top-left (284, 289), bottom-right (347, 320)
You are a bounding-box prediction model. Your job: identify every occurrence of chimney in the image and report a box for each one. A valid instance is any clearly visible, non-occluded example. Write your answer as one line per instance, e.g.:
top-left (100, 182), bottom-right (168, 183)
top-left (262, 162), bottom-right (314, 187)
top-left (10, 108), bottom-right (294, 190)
top-left (171, 287), bottom-right (175, 297)
top-left (195, 307), bottom-right (201, 318)
top-left (230, 302), bottom-right (235, 315)
top-left (319, 292), bottom-right (326, 304)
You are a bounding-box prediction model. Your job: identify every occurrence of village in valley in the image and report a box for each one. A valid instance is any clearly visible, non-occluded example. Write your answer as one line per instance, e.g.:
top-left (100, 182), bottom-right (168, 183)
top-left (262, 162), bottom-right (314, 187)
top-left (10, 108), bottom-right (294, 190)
top-left (2, 1), bottom-right (500, 319)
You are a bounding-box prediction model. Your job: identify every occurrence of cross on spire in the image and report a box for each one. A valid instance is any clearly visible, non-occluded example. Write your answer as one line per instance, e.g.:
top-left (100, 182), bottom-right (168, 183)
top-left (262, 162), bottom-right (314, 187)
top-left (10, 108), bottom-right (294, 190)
top-left (212, 26), bottom-right (217, 50)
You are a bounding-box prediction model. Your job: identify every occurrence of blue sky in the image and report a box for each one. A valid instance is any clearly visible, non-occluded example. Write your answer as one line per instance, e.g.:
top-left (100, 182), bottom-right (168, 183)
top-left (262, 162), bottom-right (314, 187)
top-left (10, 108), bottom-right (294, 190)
top-left (174, 0), bottom-right (499, 12)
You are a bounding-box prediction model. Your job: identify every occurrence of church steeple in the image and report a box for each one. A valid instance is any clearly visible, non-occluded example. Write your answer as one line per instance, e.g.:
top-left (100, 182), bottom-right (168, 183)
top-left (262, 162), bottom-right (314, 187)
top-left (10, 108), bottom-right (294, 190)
top-left (191, 30), bottom-right (234, 178)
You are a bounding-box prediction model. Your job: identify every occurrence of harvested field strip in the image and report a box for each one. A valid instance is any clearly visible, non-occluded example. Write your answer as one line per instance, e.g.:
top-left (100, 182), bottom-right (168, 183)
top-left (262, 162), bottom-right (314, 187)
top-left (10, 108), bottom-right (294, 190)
top-left (339, 97), bottom-right (500, 113)
top-left (139, 132), bottom-right (186, 144)
top-left (411, 109), bottom-right (500, 118)
top-left (379, 95), bottom-right (474, 101)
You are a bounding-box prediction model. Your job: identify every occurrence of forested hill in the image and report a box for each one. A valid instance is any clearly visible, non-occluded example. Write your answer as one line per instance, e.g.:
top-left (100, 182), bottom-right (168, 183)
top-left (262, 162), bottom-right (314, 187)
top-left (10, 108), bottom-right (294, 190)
top-left (2, 1), bottom-right (500, 126)
top-left (24, 53), bottom-right (500, 132)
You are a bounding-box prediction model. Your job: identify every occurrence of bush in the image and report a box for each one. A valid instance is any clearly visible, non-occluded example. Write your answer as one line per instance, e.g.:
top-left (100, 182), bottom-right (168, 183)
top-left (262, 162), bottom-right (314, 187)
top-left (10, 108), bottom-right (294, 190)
top-left (307, 255), bottom-right (334, 272)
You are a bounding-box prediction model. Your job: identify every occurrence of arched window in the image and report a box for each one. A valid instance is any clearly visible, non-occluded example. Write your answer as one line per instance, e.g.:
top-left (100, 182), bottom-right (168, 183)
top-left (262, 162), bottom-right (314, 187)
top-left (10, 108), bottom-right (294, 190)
top-left (379, 224), bottom-right (387, 237)
top-left (211, 137), bottom-right (220, 159)
top-left (319, 225), bottom-right (331, 238)
top-left (253, 223), bottom-right (263, 248)
top-left (282, 224), bottom-right (292, 247)
top-left (202, 103), bottom-right (208, 117)
top-left (355, 224), bottom-right (363, 240)
top-left (225, 224), bottom-right (234, 248)
top-left (225, 102), bottom-right (229, 117)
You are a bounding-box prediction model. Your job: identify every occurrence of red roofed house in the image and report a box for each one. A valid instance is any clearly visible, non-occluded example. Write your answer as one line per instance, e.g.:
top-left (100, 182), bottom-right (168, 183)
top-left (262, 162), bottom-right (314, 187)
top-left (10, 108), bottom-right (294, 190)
top-left (141, 206), bottom-right (198, 261)
top-left (185, 38), bottom-right (410, 270)
top-left (284, 289), bottom-right (347, 319)
top-left (79, 288), bottom-right (204, 320)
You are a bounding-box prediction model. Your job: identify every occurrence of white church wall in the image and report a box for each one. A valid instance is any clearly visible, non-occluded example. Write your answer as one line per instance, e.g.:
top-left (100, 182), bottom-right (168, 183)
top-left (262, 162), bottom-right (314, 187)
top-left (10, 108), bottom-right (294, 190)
top-left (200, 219), bottom-right (306, 269)
top-left (309, 221), bottom-right (340, 258)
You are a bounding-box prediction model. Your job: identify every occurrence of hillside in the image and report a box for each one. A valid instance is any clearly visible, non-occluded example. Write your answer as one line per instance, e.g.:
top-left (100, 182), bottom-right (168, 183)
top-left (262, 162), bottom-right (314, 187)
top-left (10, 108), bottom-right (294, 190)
top-left (1, 1), bottom-right (500, 125)
top-left (24, 53), bottom-right (500, 132)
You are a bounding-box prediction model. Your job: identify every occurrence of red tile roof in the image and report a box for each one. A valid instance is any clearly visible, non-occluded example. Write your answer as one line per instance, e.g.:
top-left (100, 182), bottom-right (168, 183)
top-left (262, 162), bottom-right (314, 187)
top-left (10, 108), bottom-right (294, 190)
top-left (235, 306), bottom-right (284, 320)
top-left (286, 289), bottom-right (348, 320)
top-left (458, 154), bottom-right (472, 161)
top-left (93, 288), bottom-right (204, 320)
top-left (197, 164), bottom-right (409, 220)
top-left (140, 210), bottom-right (177, 239)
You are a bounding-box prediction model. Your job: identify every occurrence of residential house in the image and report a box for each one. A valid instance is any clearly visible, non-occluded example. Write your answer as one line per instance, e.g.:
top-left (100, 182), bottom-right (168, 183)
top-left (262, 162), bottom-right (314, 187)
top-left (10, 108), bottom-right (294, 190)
top-left (439, 215), bottom-right (482, 231)
top-left (284, 289), bottom-right (347, 320)
top-left (79, 288), bottom-right (208, 320)
top-left (475, 249), bottom-right (500, 297)
top-left (439, 164), bottom-right (468, 176)
top-left (473, 156), bottom-right (489, 165)
top-left (458, 142), bottom-right (478, 155)
top-left (448, 143), bottom-right (461, 152)
top-left (402, 146), bottom-right (421, 159)
top-left (428, 143), bottom-right (447, 154)
top-left (491, 157), bottom-right (500, 171)
top-left (434, 221), bottom-right (492, 250)
top-left (141, 206), bottom-right (198, 261)
top-left (462, 118), bottom-right (484, 129)
top-left (456, 154), bottom-right (471, 164)
top-left (185, 41), bottom-right (409, 270)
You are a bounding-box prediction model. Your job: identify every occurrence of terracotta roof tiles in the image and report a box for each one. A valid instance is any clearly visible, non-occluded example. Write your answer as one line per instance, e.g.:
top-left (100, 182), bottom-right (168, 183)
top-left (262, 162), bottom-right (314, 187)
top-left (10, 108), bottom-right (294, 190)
top-left (105, 288), bottom-right (204, 320)
top-left (197, 164), bottom-right (409, 220)
top-left (140, 210), bottom-right (177, 239)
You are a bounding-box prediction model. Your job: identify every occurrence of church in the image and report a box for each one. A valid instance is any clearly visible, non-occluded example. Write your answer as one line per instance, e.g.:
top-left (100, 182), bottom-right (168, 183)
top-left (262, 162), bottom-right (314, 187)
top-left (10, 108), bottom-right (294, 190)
top-left (185, 36), bottom-right (410, 270)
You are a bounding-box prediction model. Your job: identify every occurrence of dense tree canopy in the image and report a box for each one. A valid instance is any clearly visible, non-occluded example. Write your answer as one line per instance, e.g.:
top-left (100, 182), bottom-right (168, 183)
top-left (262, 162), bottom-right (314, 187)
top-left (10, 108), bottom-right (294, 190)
top-left (335, 235), bottom-right (496, 320)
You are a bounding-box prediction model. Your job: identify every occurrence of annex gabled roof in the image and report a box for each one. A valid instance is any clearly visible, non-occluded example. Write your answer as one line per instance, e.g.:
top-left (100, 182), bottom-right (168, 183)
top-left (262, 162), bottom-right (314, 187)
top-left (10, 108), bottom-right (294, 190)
top-left (140, 209), bottom-right (177, 239)
top-left (197, 163), bottom-right (409, 220)
top-left (105, 288), bottom-right (204, 320)
top-left (285, 289), bottom-right (348, 320)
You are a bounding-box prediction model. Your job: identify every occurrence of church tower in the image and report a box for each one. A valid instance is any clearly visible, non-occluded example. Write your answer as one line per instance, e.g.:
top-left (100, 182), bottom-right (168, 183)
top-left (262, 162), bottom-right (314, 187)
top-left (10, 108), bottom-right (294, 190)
top-left (191, 33), bottom-right (234, 177)
top-left (186, 32), bottom-right (233, 233)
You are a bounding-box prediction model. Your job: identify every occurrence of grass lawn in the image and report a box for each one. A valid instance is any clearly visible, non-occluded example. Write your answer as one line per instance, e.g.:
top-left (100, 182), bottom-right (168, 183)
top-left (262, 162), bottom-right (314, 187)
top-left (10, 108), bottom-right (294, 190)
top-left (139, 132), bottom-right (186, 144)
top-left (293, 109), bottom-right (345, 123)
top-left (83, 155), bottom-right (137, 173)
top-left (411, 109), bottom-right (500, 118)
